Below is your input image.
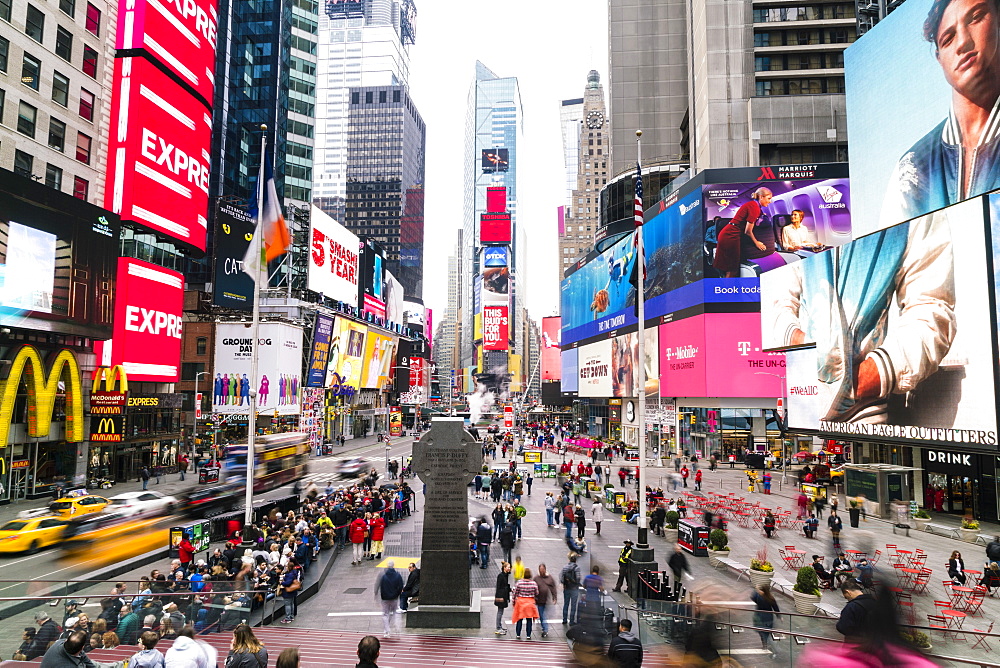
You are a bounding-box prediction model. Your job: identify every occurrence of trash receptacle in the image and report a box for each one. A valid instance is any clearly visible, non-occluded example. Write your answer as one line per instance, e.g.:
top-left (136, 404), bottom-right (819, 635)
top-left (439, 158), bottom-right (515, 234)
top-left (678, 519), bottom-right (709, 556)
top-left (168, 520), bottom-right (211, 558)
top-left (198, 467), bottom-right (220, 484)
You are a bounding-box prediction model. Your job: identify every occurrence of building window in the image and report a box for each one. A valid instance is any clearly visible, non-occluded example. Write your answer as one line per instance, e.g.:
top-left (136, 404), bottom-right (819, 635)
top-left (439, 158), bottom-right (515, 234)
top-left (84, 2), bottom-right (99, 35)
top-left (379, 90), bottom-right (386, 103)
top-left (55, 26), bottom-right (72, 60)
top-left (0, 0), bottom-right (10, 22)
top-left (13, 150), bottom-right (34, 178)
top-left (181, 362), bottom-right (207, 381)
top-left (22, 53), bottom-right (41, 90)
top-left (0, 89), bottom-right (4, 120)
top-left (59, 0), bottom-right (75, 16)
top-left (25, 4), bottom-right (45, 41)
top-left (393, 90), bottom-right (400, 102)
top-left (365, 91), bottom-right (373, 103)
top-left (45, 163), bottom-right (62, 190)
top-left (17, 101), bottom-right (37, 137)
top-left (351, 91), bottom-right (359, 104)
top-left (196, 337), bottom-right (207, 355)
top-left (82, 46), bottom-right (97, 77)
top-left (73, 175), bottom-right (88, 199)
top-left (79, 88), bottom-right (94, 120)
top-left (0, 35), bottom-right (8, 72)
top-left (76, 132), bottom-right (91, 164)
top-left (52, 71), bottom-right (69, 106)
top-left (48, 117), bottom-right (66, 151)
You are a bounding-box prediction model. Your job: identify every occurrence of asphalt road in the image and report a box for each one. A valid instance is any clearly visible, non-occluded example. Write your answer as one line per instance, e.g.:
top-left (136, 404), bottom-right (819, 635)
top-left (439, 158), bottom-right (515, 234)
top-left (0, 434), bottom-right (420, 596)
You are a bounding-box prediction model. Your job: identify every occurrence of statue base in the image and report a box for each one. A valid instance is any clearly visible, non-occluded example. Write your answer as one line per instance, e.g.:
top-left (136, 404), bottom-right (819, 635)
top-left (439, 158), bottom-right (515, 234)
top-left (405, 591), bottom-right (482, 629)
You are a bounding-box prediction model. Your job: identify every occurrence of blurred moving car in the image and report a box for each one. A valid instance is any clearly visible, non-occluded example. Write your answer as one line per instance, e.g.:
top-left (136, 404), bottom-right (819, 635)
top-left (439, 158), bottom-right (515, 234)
top-left (48, 495), bottom-right (109, 517)
top-left (0, 515), bottom-right (68, 554)
top-left (59, 512), bottom-right (172, 567)
top-left (335, 457), bottom-right (369, 479)
top-left (179, 481), bottom-right (243, 519)
top-left (108, 491), bottom-right (178, 517)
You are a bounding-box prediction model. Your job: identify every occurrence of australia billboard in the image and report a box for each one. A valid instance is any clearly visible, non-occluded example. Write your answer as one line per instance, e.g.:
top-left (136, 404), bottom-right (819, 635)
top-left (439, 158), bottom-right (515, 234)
top-left (764, 197), bottom-right (997, 447)
top-left (845, 0), bottom-right (1000, 236)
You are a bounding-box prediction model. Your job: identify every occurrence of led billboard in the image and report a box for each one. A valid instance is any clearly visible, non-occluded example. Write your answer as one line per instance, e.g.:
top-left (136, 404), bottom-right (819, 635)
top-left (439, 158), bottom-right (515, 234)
top-left (561, 347), bottom-right (579, 394)
top-left (845, 0), bottom-right (1000, 235)
top-left (325, 317), bottom-right (368, 390)
top-left (383, 270), bottom-right (404, 323)
top-left (560, 232), bottom-right (637, 346)
top-left (768, 197), bottom-right (997, 447)
top-left (487, 186), bottom-right (507, 213)
top-left (482, 247), bottom-right (508, 268)
top-left (0, 171), bottom-right (119, 339)
top-left (578, 339), bottom-right (612, 398)
top-left (480, 212), bottom-right (512, 245)
top-left (483, 306), bottom-right (509, 351)
top-left (213, 323), bottom-right (303, 416)
top-left (482, 148), bottom-right (510, 173)
top-left (105, 57), bottom-right (212, 252)
top-left (212, 201), bottom-right (254, 310)
top-left (361, 331), bottom-right (396, 389)
top-left (609, 328), bottom-right (659, 399)
top-left (658, 313), bottom-right (784, 398)
top-left (481, 267), bottom-right (509, 306)
top-left (107, 258), bottom-right (185, 382)
top-left (305, 314), bottom-right (335, 388)
top-left (308, 205), bottom-right (359, 307)
top-left (541, 316), bottom-right (561, 381)
top-left (116, 0), bottom-right (219, 106)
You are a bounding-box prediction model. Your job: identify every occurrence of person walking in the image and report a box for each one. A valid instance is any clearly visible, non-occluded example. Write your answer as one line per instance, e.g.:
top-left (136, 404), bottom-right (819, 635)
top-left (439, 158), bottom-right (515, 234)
top-left (751, 583), bottom-right (780, 653)
top-left (668, 545), bottom-right (690, 596)
top-left (607, 619), bottom-right (643, 667)
top-left (575, 504), bottom-right (587, 539)
top-left (560, 554), bottom-right (582, 625)
top-left (476, 518), bottom-right (492, 569)
top-left (827, 510), bottom-right (843, 550)
top-left (591, 498), bottom-right (604, 536)
top-left (511, 568), bottom-right (540, 640)
top-left (694, 468), bottom-right (703, 492)
top-left (544, 493), bottom-right (556, 527)
top-left (836, 580), bottom-right (877, 641)
top-left (499, 522), bottom-right (516, 565)
top-left (534, 564), bottom-right (557, 638)
top-left (526, 473), bottom-right (533, 496)
top-left (680, 466), bottom-right (689, 488)
top-left (613, 540), bottom-right (634, 593)
top-left (494, 561), bottom-right (512, 635)
top-left (374, 561), bottom-right (404, 638)
top-left (224, 624), bottom-right (268, 668)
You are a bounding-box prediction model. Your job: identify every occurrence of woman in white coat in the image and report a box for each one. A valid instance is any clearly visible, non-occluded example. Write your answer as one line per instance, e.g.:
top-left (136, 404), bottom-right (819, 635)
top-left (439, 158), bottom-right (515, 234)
top-left (591, 497), bottom-right (604, 536)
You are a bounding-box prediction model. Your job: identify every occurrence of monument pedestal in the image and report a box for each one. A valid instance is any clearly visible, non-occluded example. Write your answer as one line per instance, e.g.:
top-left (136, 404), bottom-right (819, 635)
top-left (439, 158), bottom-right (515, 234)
top-left (405, 591), bottom-right (482, 629)
top-left (627, 545), bottom-right (658, 598)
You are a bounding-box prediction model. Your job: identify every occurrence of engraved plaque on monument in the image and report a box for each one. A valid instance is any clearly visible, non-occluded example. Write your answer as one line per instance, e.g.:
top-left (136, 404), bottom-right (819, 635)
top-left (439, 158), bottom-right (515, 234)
top-left (406, 417), bottom-right (482, 627)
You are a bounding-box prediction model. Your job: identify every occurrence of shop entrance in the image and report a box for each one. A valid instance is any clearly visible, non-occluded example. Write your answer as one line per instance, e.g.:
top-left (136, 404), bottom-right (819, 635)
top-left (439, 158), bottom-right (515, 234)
top-left (10, 468), bottom-right (28, 500)
top-left (926, 472), bottom-right (976, 514)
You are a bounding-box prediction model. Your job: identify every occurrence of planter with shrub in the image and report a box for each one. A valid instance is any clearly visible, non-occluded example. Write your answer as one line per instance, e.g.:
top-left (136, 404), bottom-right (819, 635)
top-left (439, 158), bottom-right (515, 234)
top-left (663, 510), bottom-right (680, 543)
top-left (912, 508), bottom-right (931, 531)
top-left (749, 549), bottom-right (775, 588)
top-left (707, 528), bottom-right (730, 567)
top-left (961, 517), bottom-right (980, 542)
top-left (791, 566), bottom-right (822, 614)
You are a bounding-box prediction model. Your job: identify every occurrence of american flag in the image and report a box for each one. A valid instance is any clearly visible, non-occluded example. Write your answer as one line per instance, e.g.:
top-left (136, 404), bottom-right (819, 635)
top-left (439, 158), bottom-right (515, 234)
top-left (628, 161), bottom-right (646, 312)
top-left (634, 161), bottom-right (644, 227)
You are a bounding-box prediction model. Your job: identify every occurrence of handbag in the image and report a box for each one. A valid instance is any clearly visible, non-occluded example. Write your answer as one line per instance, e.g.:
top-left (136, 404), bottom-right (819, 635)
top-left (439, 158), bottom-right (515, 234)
top-left (494, 597), bottom-right (505, 605)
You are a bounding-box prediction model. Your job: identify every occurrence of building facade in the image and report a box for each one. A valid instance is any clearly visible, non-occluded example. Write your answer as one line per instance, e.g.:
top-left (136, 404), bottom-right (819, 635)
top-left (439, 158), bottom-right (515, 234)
top-left (0, 0), bottom-right (117, 205)
top-left (312, 0), bottom-right (415, 223)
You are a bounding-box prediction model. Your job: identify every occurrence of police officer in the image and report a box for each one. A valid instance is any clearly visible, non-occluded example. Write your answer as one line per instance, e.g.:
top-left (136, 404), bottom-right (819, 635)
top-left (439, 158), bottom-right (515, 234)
top-left (612, 540), bottom-right (634, 593)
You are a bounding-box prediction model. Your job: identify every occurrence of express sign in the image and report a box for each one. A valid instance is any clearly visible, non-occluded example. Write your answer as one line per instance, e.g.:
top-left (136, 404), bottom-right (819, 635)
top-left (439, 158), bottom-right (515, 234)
top-left (107, 258), bottom-right (185, 382)
top-left (116, 0), bottom-right (219, 106)
top-left (105, 57), bottom-right (212, 252)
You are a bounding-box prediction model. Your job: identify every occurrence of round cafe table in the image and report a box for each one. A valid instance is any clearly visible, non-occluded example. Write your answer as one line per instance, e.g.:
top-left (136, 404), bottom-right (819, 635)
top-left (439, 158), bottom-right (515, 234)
top-left (899, 567), bottom-right (921, 590)
top-left (951, 585), bottom-right (975, 610)
top-left (942, 608), bottom-right (967, 631)
top-left (787, 549), bottom-right (807, 568)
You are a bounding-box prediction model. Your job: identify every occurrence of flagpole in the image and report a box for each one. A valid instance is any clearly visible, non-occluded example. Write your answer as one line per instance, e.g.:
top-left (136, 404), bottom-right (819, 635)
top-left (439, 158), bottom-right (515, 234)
top-left (244, 124), bottom-right (267, 528)
top-left (635, 130), bottom-right (649, 551)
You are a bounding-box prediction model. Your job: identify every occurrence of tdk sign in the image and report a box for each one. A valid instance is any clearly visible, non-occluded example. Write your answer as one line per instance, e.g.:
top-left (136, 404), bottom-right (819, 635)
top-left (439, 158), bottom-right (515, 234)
top-left (483, 248), bottom-right (508, 267)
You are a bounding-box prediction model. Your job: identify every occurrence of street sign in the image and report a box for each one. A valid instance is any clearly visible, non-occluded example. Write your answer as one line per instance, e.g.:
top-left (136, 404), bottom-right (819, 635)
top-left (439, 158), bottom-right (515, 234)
top-left (195, 393), bottom-right (203, 420)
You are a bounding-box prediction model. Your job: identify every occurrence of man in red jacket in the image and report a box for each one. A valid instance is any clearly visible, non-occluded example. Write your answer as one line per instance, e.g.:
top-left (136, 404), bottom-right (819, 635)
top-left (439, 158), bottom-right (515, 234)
top-left (369, 514), bottom-right (386, 560)
top-left (177, 533), bottom-right (195, 571)
top-left (350, 514), bottom-right (368, 565)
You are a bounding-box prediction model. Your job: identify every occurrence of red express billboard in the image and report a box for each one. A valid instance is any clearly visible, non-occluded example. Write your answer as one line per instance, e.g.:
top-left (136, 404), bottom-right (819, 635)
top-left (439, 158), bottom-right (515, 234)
top-left (480, 212), bottom-right (511, 245)
top-left (105, 57), bottom-right (212, 252)
top-left (483, 306), bottom-right (509, 351)
top-left (116, 0), bottom-right (219, 106)
top-left (108, 257), bottom-right (185, 382)
top-left (541, 316), bottom-right (561, 380)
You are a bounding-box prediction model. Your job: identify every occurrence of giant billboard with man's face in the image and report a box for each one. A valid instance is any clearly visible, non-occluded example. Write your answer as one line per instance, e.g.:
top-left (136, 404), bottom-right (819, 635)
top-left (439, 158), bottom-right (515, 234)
top-left (846, 0), bottom-right (1000, 236)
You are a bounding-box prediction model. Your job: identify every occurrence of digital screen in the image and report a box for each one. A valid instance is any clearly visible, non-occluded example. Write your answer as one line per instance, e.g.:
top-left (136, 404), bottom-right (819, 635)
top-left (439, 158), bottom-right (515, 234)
top-left (361, 331), bottom-right (396, 389)
top-left (845, 0), bottom-right (1000, 236)
top-left (482, 306), bottom-right (509, 351)
top-left (213, 323), bottom-right (303, 416)
top-left (325, 317), bottom-right (368, 390)
top-left (480, 212), bottom-right (511, 245)
top-left (643, 189), bottom-right (705, 318)
top-left (482, 247), bottom-right (508, 268)
top-left (577, 339), bottom-right (612, 398)
top-left (212, 202), bottom-right (254, 311)
top-left (105, 57), bottom-right (212, 252)
top-left (0, 170), bottom-right (119, 338)
top-left (108, 258), bottom-right (185, 382)
top-left (487, 186), bottom-right (507, 213)
top-left (609, 328), bottom-right (659, 399)
top-left (482, 148), bottom-right (510, 173)
top-left (560, 232), bottom-right (637, 346)
top-left (305, 314), bottom-right (335, 388)
top-left (541, 316), bottom-right (561, 381)
top-left (772, 197), bottom-right (997, 447)
top-left (481, 267), bottom-right (509, 306)
top-left (308, 205), bottom-right (359, 307)
top-left (561, 347), bottom-right (579, 394)
top-left (658, 313), bottom-right (784, 398)
top-left (115, 0), bottom-right (219, 106)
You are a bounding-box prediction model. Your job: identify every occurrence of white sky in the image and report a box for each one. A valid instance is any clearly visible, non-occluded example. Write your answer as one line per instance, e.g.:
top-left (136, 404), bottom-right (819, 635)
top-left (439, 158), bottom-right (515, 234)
top-left (408, 0), bottom-right (608, 327)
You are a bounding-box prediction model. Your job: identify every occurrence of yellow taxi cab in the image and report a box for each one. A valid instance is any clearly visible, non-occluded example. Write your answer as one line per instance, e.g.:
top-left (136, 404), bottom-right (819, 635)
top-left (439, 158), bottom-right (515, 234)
top-left (0, 515), bottom-right (69, 554)
top-left (48, 495), bottom-right (110, 517)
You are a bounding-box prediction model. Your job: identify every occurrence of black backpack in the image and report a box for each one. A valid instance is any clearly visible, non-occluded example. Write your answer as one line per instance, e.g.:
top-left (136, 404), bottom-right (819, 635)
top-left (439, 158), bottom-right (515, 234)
top-left (561, 564), bottom-right (579, 587)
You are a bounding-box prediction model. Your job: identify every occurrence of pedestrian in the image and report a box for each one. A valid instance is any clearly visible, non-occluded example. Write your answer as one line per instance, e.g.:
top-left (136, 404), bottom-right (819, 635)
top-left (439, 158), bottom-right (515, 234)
top-left (154, 465), bottom-right (161, 485)
top-left (607, 618), bottom-right (643, 667)
top-left (836, 580), bottom-right (877, 641)
top-left (128, 631), bottom-right (165, 668)
top-left (476, 518), bottom-right (492, 569)
top-left (276, 648), bottom-right (299, 668)
top-left (804, 513), bottom-right (819, 539)
top-left (591, 497), bottom-right (604, 536)
top-left (278, 560), bottom-right (302, 623)
top-left (613, 540), bottom-right (633, 593)
top-left (763, 510), bottom-right (776, 538)
top-left (224, 624), bottom-right (267, 668)
top-left (512, 567), bottom-right (540, 640)
top-left (680, 466), bottom-right (689, 487)
top-left (544, 492), bottom-right (556, 527)
top-left (499, 522), bottom-right (516, 565)
top-left (762, 471), bottom-right (771, 495)
top-left (355, 636), bottom-right (380, 668)
top-left (796, 493), bottom-right (808, 519)
top-left (534, 563), bottom-right (557, 638)
top-left (674, 455), bottom-right (681, 472)
top-left (141, 466), bottom-right (150, 491)
top-left (667, 544), bottom-right (690, 596)
top-left (399, 563), bottom-right (420, 611)
top-left (526, 473), bottom-right (533, 496)
top-left (813, 494), bottom-right (826, 519)
top-left (751, 583), bottom-right (780, 652)
top-left (694, 469), bottom-right (703, 491)
top-left (177, 532), bottom-right (195, 571)
top-left (370, 513), bottom-right (386, 561)
top-left (575, 504), bottom-right (587, 539)
top-left (349, 514), bottom-right (367, 565)
top-left (374, 561), bottom-right (404, 638)
top-left (494, 561), bottom-right (512, 635)
top-left (827, 510), bottom-right (843, 550)
top-left (560, 553), bottom-right (582, 625)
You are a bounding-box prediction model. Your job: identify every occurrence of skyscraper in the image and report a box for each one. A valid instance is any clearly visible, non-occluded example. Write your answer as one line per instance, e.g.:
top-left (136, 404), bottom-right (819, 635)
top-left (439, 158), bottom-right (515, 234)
top-left (313, 0), bottom-right (416, 222)
top-left (343, 84), bottom-right (426, 300)
top-left (560, 97), bottom-right (585, 204)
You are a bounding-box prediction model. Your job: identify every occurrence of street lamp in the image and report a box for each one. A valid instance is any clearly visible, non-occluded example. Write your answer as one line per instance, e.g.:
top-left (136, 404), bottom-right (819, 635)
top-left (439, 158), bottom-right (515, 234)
top-left (193, 371), bottom-right (208, 457)
top-left (753, 371), bottom-right (788, 483)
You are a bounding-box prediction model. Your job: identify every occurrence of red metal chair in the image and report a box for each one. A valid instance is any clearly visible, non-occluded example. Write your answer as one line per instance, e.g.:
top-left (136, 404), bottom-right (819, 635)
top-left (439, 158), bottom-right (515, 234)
top-left (911, 575), bottom-right (931, 594)
top-left (971, 621), bottom-right (994, 652)
top-left (927, 614), bottom-right (951, 640)
top-left (965, 590), bottom-right (986, 617)
top-left (870, 549), bottom-right (882, 566)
